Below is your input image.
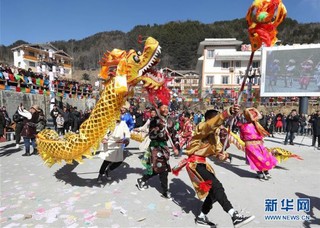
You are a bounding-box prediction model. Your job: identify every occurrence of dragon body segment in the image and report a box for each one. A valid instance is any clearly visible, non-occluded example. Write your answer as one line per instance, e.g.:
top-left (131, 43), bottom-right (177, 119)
top-left (37, 37), bottom-right (164, 167)
top-left (37, 82), bottom-right (123, 166)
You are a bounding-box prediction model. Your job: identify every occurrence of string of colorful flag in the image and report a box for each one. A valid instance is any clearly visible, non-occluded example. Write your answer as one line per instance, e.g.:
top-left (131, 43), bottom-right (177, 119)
top-left (0, 84), bottom-right (97, 99)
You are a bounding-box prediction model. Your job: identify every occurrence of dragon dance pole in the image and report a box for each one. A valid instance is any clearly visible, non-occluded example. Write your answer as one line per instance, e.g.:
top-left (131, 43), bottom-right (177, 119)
top-left (222, 0), bottom-right (287, 156)
top-left (236, 51), bottom-right (255, 106)
top-left (222, 51), bottom-right (255, 153)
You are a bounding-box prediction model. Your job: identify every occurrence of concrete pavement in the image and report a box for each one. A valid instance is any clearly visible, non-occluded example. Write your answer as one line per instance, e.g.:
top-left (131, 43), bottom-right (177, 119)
top-left (0, 133), bottom-right (319, 228)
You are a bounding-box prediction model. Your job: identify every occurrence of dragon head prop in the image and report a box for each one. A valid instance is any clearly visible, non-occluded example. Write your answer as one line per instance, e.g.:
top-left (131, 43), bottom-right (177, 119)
top-left (246, 0), bottom-right (287, 51)
top-left (99, 37), bottom-right (166, 92)
top-left (37, 37), bottom-right (171, 168)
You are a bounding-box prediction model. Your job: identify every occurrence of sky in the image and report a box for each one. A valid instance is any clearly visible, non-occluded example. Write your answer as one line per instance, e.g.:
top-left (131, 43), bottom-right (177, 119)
top-left (1, 0), bottom-right (319, 46)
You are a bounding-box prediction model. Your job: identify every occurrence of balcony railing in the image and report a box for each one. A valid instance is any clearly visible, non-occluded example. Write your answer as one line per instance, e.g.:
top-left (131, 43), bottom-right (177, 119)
top-left (23, 55), bottom-right (38, 61)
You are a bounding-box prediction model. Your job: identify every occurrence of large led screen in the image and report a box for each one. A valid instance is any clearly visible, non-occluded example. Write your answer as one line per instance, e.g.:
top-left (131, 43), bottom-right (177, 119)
top-left (260, 44), bottom-right (320, 97)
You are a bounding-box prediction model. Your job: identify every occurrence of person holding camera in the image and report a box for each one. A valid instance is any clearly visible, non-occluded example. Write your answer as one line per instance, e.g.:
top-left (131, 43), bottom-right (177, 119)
top-left (284, 109), bottom-right (300, 145)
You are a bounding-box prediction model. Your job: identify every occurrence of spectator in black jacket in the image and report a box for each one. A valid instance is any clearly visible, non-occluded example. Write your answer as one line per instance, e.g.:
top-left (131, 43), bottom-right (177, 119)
top-left (2, 106), bottom-right (11, 128)
top-left (50, 104), bottom-right (60, 131)
top-left (284, 109), bottom-right (300, 145)
top-left (266, 111), bottom-right (276, 137)
top-left (36, 108), bottom-right (47, 133)
top-left (309, 110), bottom-right (320, 149)
top-left (258, 111), bottom-right (267, 129)
top-left (61, 106), bottom-right (70, 133)
top-left (71, 107), bottom-right (81, 133)
top-left (134, 109), bottom-right (144, 128)
top-left (12, 104), bottom-right (25, 149)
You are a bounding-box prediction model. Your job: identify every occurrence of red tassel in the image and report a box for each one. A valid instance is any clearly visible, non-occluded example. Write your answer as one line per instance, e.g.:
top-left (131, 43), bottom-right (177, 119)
top-left (199, 180), bottom-right (212, 192)
top-left (172, 168), bottom-right (180, 176)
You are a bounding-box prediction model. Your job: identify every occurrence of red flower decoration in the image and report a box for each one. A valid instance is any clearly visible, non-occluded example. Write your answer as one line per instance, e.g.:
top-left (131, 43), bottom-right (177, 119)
top-left (199, 180), bottom-right (212, 192)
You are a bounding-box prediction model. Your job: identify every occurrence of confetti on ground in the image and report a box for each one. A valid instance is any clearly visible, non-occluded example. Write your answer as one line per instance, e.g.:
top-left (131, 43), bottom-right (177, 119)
top-left (147, 203), bottom-right (156, 210)
top-left (172, 211), bottom-right (182, 217)
top-left (0, 206), bottom-right (7, 213)
top-left (24, 214), bottom-right (32, 220)
top-left (96, 209), bottom-right (112, 218)
top-left (105, 202), bottom-right (112, 209)
top-left (10, 214), bottom-right (24, 220)
top-left (120, 208), bottom-right (127, 216)
top-left (137, 217), bottom-right (146, 222)
top-left (63, 215), bottom-right (77, 225)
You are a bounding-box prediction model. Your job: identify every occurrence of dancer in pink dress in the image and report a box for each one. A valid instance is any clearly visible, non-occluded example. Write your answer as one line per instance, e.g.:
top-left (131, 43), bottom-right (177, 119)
top-left (238, 107), bottom-right (278, 181)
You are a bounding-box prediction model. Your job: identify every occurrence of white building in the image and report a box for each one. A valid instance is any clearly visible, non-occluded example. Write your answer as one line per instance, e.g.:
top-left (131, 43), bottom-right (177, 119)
top-left (164, 67), bottom-right (200, 102)
top-left (11, 43), bottom-right (73, 78)
top-left (196, 38), bottom-right (261, 100)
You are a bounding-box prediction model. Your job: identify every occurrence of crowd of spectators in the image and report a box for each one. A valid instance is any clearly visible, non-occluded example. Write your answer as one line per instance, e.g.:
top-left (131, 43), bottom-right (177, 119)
top-left (0, 64), bottom-right (93, 95)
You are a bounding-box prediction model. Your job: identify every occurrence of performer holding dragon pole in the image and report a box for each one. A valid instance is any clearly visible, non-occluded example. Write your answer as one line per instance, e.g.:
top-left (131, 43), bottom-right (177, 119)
top-left (173, 105), bottom-right (255, 228)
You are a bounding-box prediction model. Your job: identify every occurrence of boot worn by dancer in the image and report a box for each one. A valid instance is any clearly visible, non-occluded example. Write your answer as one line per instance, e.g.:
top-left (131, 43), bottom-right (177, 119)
top-left (232, 211), bottom-right (255, 228)
top-left (257, 171), bottom-right (268, 181)
top-left (136, 178), bottom-right (148, 190)
top-left (263, 171), bottom-right (272, 179)
top-left (195, 213), bottom-right (216, 227)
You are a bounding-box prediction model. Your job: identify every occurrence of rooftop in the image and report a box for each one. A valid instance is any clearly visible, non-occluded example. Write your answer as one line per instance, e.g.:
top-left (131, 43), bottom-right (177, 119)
top-left (197, 38), bottom-right (243, 54)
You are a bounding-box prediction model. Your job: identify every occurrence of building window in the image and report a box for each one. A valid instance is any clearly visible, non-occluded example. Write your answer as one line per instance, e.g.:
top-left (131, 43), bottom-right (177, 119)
top-left (206, 75), bottom-right (214, 85)
top-left (18, 62), bottom-right (21, 67)
top-left (221, 61), bottom-right (230, 69)
top-left (252, 61), bottom-right (260, 68)
top-left (222, 75), bottom-right (229, 84)
top-left (253, 77), bottom-right (260, 85)
top-left (207, 50), bottom-right (215, 58)
top-left (193, 79), bottom-right (197, 84)
top-left (17, 50), bottom-right (21, 57)
top-left (236, 75), bottom-right (241, 84)
top-left (29, 62), bottom-right (36, 67)
top-left (235, 61), bottom-right (241, 68)
top-left (29, 51), bottom-right (35, 57)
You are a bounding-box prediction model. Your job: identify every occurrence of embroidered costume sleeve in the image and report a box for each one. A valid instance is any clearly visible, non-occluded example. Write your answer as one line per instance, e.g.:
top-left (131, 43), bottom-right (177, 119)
top-left (186, 109), bottom-right (232, 158)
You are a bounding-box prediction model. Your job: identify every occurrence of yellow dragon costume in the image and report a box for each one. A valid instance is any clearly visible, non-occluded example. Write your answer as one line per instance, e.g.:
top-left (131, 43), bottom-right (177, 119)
top-left (37, 37), bottom-right (165, 167)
